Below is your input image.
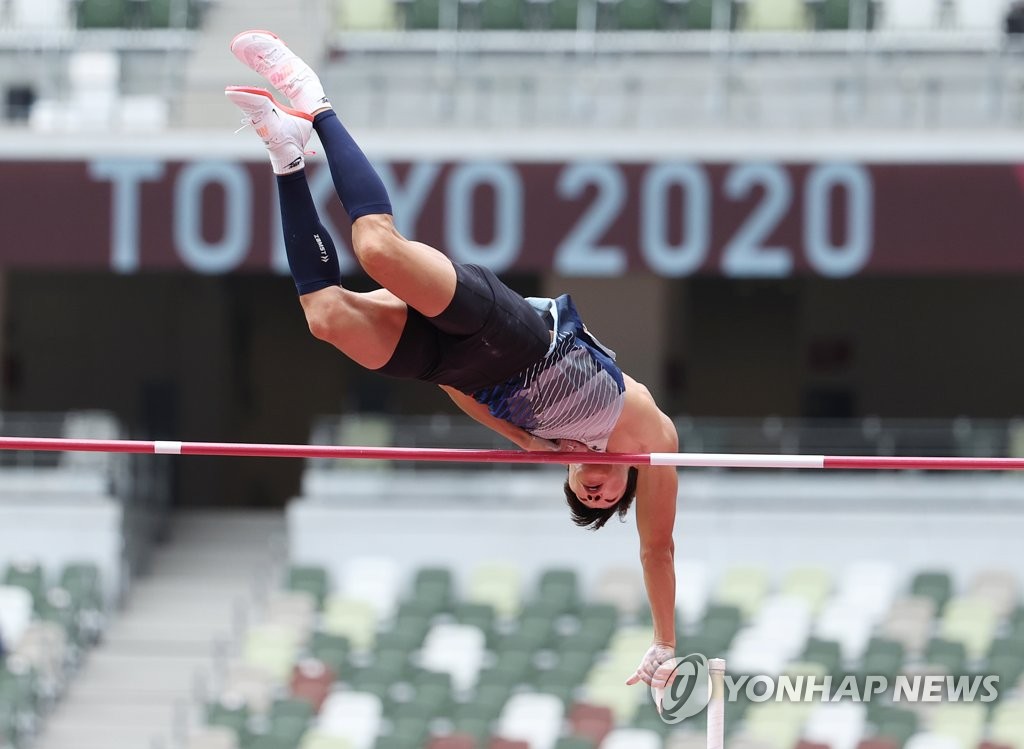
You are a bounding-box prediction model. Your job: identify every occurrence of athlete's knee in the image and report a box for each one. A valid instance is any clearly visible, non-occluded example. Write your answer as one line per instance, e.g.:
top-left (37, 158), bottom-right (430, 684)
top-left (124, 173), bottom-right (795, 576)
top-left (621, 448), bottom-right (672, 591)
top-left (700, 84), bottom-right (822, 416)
top-left (351, 214), bottom-right (403, 276)
top-left (301, 291), bottom-right (346, 343)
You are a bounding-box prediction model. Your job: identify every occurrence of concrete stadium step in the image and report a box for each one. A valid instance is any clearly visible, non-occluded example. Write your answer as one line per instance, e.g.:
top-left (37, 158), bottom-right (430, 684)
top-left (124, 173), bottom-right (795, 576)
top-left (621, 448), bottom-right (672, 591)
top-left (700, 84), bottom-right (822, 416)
top-left (35, 510), bottom-right (286, 749)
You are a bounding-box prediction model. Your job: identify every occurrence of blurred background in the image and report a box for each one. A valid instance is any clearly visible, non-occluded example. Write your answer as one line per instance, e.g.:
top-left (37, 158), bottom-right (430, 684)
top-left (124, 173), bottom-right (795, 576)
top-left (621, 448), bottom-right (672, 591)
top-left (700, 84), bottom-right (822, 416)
top-left (0, 1), bottom-right (1023, 748)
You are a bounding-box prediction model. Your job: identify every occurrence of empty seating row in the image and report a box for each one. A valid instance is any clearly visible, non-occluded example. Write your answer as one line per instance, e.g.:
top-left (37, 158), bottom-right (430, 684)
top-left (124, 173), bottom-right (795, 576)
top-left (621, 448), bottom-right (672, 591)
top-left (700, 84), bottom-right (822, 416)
top-left (335, 0), bottom-right (1015, 32)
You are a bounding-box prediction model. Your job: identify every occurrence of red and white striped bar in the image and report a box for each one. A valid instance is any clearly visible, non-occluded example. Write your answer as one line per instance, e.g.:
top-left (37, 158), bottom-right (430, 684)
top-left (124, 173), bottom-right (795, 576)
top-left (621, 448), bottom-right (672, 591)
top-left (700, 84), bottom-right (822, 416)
top-left (3, 436), bottom-right (1024, 470)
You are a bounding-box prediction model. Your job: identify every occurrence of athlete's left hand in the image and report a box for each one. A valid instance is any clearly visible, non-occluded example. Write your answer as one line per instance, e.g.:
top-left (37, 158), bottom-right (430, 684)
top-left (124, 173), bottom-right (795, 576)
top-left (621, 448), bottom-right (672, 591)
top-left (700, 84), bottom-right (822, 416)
top-left (626, 642), bottom-right (676, 687)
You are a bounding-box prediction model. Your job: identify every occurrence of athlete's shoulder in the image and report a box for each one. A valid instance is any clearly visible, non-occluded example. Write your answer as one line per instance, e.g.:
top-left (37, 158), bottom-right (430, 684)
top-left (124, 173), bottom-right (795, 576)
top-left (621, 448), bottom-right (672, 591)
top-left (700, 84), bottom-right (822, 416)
top-left (618, 375), bottom-right (678, 452)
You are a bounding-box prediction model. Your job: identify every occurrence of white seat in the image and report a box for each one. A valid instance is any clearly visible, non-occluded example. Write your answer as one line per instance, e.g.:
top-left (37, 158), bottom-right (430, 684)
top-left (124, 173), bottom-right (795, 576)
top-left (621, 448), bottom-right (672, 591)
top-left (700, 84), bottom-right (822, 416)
top-left (186, 727), bottom-right (240, 749)
top-left (814, 599), bottom-right (873, 662)
top-left (956, 0), bottom-right (1009, 30)
top-left (12, 0), bottom-right (69, 29)
top-left (751, 595), bottom-right (812, 661)
top-left (879, 0), bottom-right (941, 30)
top-left (602, 728), bottom-right (663, 749)
top-left (676, 558), bottom-right (710, 627)
top-left (318, 691), bottom-right (382, 749)
top-left (728, 629), bottom-right (790, 676)
top-left (835, 561), bottom-right (899, 624)
top-left (420, 623), bottom-right (486, 691)
top-left (340, 556), bottom-right (402, 619)
top-left (0, 585), bottom-right (33, 650)
top-left (496, 692), bottom-right (564, 749)
top-left (803, 702), bottom-right (868, 749)
top-left (904, 733), bottom-right (966, 749)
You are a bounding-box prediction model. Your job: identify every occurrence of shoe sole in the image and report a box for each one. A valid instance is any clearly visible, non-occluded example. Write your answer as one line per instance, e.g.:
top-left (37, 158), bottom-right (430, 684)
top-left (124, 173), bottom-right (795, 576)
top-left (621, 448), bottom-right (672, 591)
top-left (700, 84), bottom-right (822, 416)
top-left (224, 85), bottom-right (314, 122)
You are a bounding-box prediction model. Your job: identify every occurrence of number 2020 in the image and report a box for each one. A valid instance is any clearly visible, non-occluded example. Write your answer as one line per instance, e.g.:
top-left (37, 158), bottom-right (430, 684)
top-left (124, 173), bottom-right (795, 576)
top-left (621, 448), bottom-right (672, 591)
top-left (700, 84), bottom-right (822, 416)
top-left (554, 161), bottom-right (874, 279)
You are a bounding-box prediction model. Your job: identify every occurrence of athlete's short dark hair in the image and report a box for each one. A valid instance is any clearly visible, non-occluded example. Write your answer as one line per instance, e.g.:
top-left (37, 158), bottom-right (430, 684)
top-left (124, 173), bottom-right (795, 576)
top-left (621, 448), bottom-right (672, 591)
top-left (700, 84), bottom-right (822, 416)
top-left (563, 466), bottom-right (639, 531)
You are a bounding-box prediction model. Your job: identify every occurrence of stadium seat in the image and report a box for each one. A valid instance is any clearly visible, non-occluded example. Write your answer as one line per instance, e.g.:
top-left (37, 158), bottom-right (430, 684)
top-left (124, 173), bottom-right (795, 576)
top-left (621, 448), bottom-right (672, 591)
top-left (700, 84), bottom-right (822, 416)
top-left (990, 698), bottom-right (1024, 748)
top-left (924, 637), bottom-right (967, 674)
top-left (207, 696), bottom-right (252, 744)
top-left (13, 621), bottom-right (66, 695)
top-left (804, 702), bottom-right (867, 749)
top-left (967, 569), bottom-right (1018, 618)
top-left (318, 692), bottom-right (382, 749)
top-left (903, 734), bottom-right (963, 749)
top-left (407, 0), bottom-right (444, 28)
top-left (859, 638), bottom-right (905, 681)
top-left (469, 563), bottom-right (522, 619)
top-left (802, 638), bottom-right (843, 676)
top-left (871, 705), bottom-right (919, 748)
top-left (610, 0), bottom-right (662, 30)
top-left (412, 567), bottom-right (454, 615)
top-left (300, 732), bottom-right (355, 749)
top-left (537, 568), bottom-right (580, 613)
top-left (955, 0), bottom-right (1008, 30)
top-left (856, 739), bottom-right (899, 749)
top-left (77, 0), bottom-right (127, 27)
top-left (782, 567), bottom-right (832, 614)
top-left (553, 737), bottom-right (595, 749)
top-left (741, 0), bottom-right (811, 29)
top-left (814, 599), bottom-right (873, 662)
top-left (929, 703), bottom-right (988, 749)
top-left (911, 572), bottom-right (953, 614)
top-left (337, 0), bottom-right (398, 28)
top-left (881, 597), bottom-right (936, 655)
top-left (223, 662), bottom-right (278, 715)
top-left (742, 702), bottom-right (812, 749)
top-left (602, 728), bottom-right (662, 749)
top-left (244, 623), bottom-right (303, 682)
top-left (481, 0), bottom-right (525, 28)
top-left (593, 566), bottom-right (645, 618)
top-left (877, 0), bottom-right (940, 29)
top-left (717, 566), bottom-right (770, 619)
top-left (11, 0), bottom-right (72, 29)
top-left (186, 727), bottom-right (240, 749)
top-left (288, 566), bottom-right (330, 610)
top-left (3, 560), bottom-right (45, 608)
top-left (496, 692), bottom-right (564, 749)
top-left (939, 597), bottom-right (999, 660)
top-left (676, 559), bottom-right (711, 626)
top-left (323, 597), bottom-right (378, 651)
top-left (454, 602), bottom-right (497, 645)
top-left (569, 702), bottom-right (615, 744)
top-left (545, 0), bottom-right (581, 29)
top-left (420, 623), bottom-right (487, 690)
top-left (0, 585), bottom-right (33, 650)
top-left (265, 591), bottom-right (318, 636)
top-left (290, 659), bottom-right (335, 712)
top-left (836, 562), bottom-right (899, 623)
top-left (341, 557), bottom-right (402, 620)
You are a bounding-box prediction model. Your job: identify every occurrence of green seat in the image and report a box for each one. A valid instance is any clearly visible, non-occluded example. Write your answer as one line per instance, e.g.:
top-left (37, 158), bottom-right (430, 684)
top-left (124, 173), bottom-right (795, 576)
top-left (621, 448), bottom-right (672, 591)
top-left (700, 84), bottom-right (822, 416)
top-left (911, 571), bottom-right (953, 614)
top-left (408, 0), bottom-right (442, 28)
top-left (207, 699), bottom-right (251, 743)
top-left (457, 683), bottom-right (511, 722)
top-left (685, 0), bottom-right (714, 28)
top-left (549, 0), bottom-right (579, 29)
top-left (250, 735), bottom-right (300, 749)
top-left (60, 562), bottom-right (103, 611)
top-left (872, 705), bottom-right (918, 747)
top-left (818, 0), bottom-right (875, 29)
top-left (538, 569), bottom-right (580, 612)
top-left (614, 0), bottom-right (662, 29)
top-left (552, 650), bottom-right (596, 682)
top-left (860, 638), bottom-right (904, 681)
top-left (377, 624), bottom-right (426, 653)
top-left (802, 638), bottom-right (842, 676)
top-left (451, 715), bottom-right (492, 744)
top-left (0, 661), bottom-right (38, 720)
top-left (454, 601), bottom-right (497, 645)
top-left (287, 566), bottom-right (330, 610)
top-left (79, 0), bottom-right (127, 27)
top-left (478, 650), bottom-right (531, 688)
top-left (989, 654), bottom-right (1024, 689)
top-left (925, 637), bottom-right (968, 674)
top-left (481, 0), bottom-right (523, 28)
top-left (388, 715), bottom-right (430, 745)
top-left (37, 588), bottom-right (83, 645)
top-left (4, 561), bottom-right (45, 608)
top-left (702, 604), bottom-right (744, 644)
top-left (271, 698), bottom-right (314, 723)
top-left (372, 648), bottom-right (412, 683)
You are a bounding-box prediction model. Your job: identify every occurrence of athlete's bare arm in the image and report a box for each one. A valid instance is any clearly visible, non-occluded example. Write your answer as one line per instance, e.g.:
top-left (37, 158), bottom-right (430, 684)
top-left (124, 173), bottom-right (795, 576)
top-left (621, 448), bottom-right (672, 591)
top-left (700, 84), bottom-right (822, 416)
top-left (440, 385), bottom-right (558, 452)
top-left (614, 377), bottom-right (680, 685)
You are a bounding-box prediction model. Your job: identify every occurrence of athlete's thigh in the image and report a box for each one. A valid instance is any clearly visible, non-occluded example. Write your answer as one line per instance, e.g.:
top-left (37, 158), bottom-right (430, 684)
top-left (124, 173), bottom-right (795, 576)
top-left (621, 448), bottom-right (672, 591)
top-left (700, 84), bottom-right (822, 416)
top-left (301, 287), bottom-right (409, 371)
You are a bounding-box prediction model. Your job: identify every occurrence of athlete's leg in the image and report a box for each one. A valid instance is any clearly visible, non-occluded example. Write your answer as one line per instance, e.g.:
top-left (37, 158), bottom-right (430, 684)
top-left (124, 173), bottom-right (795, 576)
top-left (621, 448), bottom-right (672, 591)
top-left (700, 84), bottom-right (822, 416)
top-left (230, 30), bottom-right (458, 318)
top-left (226, 86), bottom-right (408, 369)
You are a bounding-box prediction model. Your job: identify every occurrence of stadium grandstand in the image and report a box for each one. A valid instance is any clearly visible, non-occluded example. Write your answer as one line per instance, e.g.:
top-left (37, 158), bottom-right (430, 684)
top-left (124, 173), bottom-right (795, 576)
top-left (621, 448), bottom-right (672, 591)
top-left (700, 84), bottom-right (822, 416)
top-left (0, 2), bottom-right (1023, 749)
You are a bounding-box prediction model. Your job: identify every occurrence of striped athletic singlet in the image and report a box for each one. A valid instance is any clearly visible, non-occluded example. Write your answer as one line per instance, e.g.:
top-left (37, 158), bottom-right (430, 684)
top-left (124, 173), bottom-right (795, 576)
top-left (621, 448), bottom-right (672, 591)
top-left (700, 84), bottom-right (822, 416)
top-left (472, 295), bottom-right (626, 452)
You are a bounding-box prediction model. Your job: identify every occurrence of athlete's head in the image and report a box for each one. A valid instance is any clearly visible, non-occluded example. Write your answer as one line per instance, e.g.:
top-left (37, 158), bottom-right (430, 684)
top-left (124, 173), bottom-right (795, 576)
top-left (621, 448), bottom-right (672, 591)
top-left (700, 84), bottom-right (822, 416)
top-left (563, 464), bottom-right (638, 530)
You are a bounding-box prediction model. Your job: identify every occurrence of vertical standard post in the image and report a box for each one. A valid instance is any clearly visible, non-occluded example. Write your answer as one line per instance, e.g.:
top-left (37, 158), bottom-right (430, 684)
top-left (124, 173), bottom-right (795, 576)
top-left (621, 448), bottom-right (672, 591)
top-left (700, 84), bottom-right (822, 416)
top-left (708, 658), bottom-right (726, 749)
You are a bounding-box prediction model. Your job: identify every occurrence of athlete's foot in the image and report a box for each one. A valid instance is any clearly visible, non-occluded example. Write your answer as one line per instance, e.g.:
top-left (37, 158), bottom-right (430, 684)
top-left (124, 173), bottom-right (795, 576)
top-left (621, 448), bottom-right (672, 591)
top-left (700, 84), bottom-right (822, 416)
top-left (229, 30), bottom-right (331, 116)
top-left (225, 86), bottom-right (314, 175)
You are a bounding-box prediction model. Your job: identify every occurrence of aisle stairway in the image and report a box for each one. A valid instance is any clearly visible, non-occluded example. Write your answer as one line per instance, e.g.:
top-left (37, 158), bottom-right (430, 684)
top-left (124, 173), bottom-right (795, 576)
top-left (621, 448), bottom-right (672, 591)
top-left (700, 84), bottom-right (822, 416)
top-left (178, 0), bottom-right (332, 127)
top-left (32, 512), bottom-right (285, 749)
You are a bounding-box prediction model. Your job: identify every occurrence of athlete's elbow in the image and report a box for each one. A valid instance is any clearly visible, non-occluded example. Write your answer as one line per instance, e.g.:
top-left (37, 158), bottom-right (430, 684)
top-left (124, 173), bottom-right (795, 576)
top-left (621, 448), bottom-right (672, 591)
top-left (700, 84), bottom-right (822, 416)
top-left (301, 294), bottom-right (343, 343)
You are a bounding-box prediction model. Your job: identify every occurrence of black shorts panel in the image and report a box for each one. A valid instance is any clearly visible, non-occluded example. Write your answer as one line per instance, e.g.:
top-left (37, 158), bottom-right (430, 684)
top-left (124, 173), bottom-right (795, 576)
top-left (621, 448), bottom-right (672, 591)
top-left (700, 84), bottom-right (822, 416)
top-left (375, 263), bottom-right (550, 393)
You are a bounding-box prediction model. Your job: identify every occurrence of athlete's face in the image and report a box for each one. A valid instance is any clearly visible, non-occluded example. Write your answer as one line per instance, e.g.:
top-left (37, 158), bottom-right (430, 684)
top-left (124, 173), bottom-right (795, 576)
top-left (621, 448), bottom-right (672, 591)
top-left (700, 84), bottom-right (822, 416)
top-left (566, 461), bottom-right (629, 507)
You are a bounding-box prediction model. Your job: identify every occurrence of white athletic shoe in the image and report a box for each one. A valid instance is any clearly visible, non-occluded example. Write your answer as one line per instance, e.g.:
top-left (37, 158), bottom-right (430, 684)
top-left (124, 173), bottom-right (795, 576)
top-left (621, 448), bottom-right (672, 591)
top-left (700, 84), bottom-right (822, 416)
top-left (229, 29), bottom-right (331, 116)
top-left (225, 86), bottom-right (314, 175)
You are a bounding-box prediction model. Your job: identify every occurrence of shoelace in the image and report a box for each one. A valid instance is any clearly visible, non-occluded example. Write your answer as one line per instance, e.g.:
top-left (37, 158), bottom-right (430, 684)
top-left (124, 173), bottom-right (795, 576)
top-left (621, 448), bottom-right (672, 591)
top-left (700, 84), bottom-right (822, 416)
top-left (233, 118), bottom-right (316, 156)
